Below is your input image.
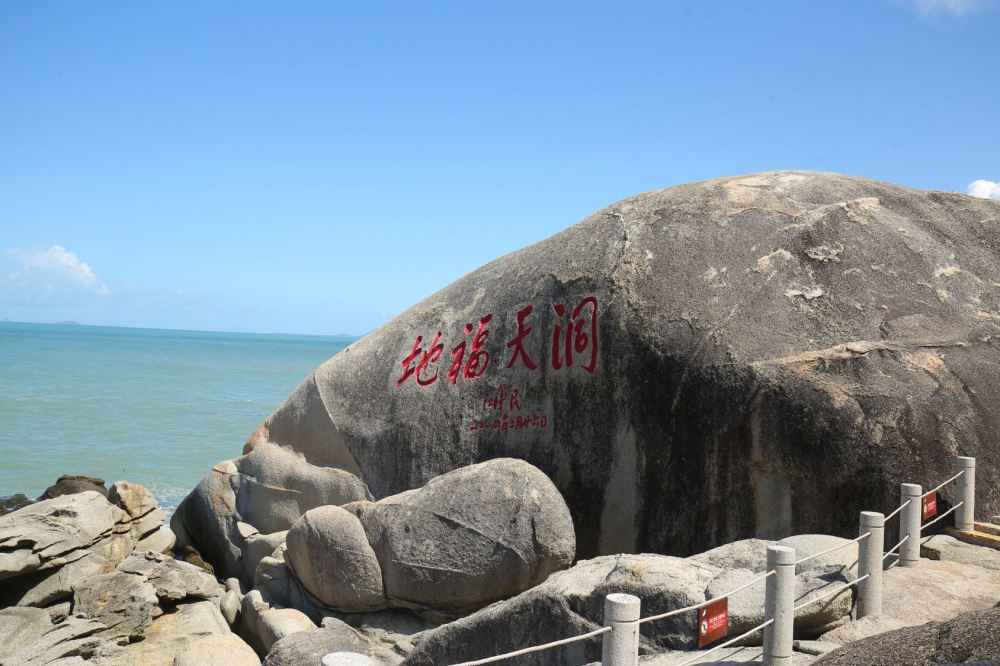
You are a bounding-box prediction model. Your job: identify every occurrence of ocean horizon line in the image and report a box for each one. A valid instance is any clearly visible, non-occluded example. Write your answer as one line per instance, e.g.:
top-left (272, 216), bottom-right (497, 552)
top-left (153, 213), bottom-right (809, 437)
top-left (0, 318), bottom-right (361, 341)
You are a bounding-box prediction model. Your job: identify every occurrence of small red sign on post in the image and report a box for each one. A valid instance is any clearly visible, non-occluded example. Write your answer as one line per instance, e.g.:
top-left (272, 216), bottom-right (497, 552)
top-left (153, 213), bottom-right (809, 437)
top-left (922, 492), bottom-right (937, 521)
top-left (697, 598), bottom-right (728, 647)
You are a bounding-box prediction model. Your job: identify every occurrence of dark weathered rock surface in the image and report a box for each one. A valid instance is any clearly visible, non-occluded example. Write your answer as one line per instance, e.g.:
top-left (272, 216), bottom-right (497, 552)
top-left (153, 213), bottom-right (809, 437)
top-left (0, 493), bottom-right (31, 516)
top-left (204, 170), bottom-right (1000, 562)
top-left (815, 605), bottom-right (1000, 665)
top-left (40, 474), bottom-right (109, 500)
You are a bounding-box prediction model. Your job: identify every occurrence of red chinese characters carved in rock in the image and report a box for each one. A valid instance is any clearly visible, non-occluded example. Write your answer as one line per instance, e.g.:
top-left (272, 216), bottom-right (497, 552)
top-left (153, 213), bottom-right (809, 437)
top-left (395, 295), bottom-right (599, 388)
top-left (551, 295), bottom-right (599, 374)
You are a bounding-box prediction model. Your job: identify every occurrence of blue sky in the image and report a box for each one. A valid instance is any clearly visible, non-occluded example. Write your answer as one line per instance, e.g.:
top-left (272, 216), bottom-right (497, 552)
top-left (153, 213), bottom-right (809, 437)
top-left (1, 1), bottom-right (998, 335)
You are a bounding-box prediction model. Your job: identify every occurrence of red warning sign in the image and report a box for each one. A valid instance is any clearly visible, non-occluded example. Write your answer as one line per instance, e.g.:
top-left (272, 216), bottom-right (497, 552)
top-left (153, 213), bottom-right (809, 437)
top-left (697, 598), bottom-right (728, 647)
top-left (922, 492), bottom-right (937, 521)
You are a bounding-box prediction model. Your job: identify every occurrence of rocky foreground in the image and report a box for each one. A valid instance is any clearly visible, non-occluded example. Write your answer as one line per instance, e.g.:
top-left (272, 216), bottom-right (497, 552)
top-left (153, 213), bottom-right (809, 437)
top-left (2, 469), bottom-right (999, 665)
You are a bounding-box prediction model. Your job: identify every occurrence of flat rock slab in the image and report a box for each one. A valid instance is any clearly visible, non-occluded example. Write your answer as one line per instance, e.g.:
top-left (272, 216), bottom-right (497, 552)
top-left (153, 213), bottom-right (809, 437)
top-left (881, 558), bottom-right (1000, 625)
top-left (923, 533), bottom-right (1000, 570)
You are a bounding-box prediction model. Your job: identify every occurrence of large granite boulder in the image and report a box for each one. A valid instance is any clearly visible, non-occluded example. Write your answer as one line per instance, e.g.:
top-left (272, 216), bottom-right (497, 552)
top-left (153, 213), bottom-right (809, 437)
top-left (346, 458), bottom-right (575, 615)
top-left (170, 441), bottom-right (372, 580)
top-left (204, 170), bottom-right (1000, 563)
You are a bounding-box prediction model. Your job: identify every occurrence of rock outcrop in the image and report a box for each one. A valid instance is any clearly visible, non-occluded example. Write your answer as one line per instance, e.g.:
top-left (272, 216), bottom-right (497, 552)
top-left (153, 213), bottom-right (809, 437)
top-left (405, 540), bottom-right (856, 666)
top-left (815, 605), bottom-right (1000, 665)
top-left (285, 505), bottom-right (385, 611)
top-left (170, 441), bottom-right (372, 581)
top-left (172, 170), bottom-right (1000, 566)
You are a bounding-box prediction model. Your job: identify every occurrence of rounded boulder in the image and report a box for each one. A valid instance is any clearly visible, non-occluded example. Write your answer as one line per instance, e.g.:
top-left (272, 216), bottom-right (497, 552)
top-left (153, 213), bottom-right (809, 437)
top-left (285, 505), bottom-right (385, 611)
top-left (359, 458), bottom-right (575, 613)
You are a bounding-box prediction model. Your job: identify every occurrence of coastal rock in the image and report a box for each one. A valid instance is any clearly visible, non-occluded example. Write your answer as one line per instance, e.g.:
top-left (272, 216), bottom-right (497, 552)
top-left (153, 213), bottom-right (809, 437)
top-left (109, 480), bottom-right (165, 542)
top-left (815, 606), bottom-right (1000, 665)
top-left (285, 505), bottom-right (385, 611)
top-left (0, 491), bottom-right (134, 582)
top-left (261, 624), bottom-right (371, 666)
top-left (778, 534), bottom-right (859, 578)
top-left (226, 171), bottom-right (1000, 559)
top-left (0, 607), bottom-right (107, 665)
top-left (243, 530), bottom-right (287, 583)
top-left (239, 589), bottom-right (316, 653)
top-left (170, 442), bottom-right (372, 580)
top-left (91, 599), bottom-right (231, 666)
top-left (173, 633), bottom-right (261, 666)
top-left (0, 551), bottom-right (115, 608)
top-left (41, 474), bottom-right (109, 500)
top-left (262, 617), bottom-right (412, 666)
top-left (138, 524), bottom-right (177, 554)
top-left (220, 589), bottom-right (241, 625)
top-left (405, 553), bottom-right (719, 665)
top-left (72, 570), bottom-right (160, 642)
top-left (0, 493), bottom-right (31, 516)
top-left (689, 538), bottom-right (773, 571)
top-left (354, 458), bottom-right (575, 615)
top-left (116, 550), bottom-right (221, 603)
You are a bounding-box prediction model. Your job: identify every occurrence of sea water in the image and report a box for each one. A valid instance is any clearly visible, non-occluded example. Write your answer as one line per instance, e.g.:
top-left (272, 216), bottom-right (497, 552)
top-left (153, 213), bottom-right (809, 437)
top-left (0, 321), bottom-right (354, 513)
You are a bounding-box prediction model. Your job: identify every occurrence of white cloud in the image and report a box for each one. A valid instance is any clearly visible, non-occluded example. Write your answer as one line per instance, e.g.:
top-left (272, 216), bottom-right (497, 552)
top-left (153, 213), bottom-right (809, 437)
top-left (967, 180), bottom-right (1000, 200)
top-left (2, 245), bottom-right (109, 301)
top-left (898, 0), bottom-right (996, 15)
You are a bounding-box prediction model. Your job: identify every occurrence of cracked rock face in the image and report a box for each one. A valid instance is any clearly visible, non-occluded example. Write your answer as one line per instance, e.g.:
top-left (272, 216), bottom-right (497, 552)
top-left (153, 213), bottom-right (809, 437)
top-left (185, 170), bottom-right (1000, 562)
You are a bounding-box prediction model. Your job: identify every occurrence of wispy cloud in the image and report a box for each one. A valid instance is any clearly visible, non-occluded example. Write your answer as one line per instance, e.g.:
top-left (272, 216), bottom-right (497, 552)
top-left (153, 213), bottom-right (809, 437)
top-left (896, 0), bottom-right (997, 15)
top-left (2, 245), bottom-right (109, 303)
top-left (967, 180), bottom-right (1000, 200)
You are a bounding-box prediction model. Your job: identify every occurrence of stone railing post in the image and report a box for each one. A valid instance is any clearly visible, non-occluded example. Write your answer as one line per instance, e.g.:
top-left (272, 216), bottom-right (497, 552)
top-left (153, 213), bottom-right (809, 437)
top-left (857, 511), bottom-right (884, 618)
top-left (602, 593), bottom-right (640, 666)
top-left (956, 456), bottom-right (976, 531)
top-left (763, 545), bottom-right (795, 665)
top-left (900, 483), bottom-right (922, 567)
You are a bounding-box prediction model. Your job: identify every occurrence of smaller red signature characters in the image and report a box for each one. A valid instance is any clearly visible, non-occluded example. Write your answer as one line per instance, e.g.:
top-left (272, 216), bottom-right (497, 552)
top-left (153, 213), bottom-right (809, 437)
top-left (482, 383), bottom-right (522, 413)
top-left (551, 295), bottom-right (599, 374)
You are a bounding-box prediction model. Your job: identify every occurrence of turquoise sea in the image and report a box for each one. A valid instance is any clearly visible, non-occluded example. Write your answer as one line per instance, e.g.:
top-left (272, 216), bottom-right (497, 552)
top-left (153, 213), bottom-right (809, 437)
top-left (0, 322), bottom-right (354, 513)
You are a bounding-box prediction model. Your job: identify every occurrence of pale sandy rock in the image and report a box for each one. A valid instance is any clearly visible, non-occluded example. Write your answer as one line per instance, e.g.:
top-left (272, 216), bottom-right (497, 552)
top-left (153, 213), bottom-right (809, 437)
top-left (285, 505), bottom-right (385, 612)
top-left (72, 570), bottom-right (159, 642)
top-left (243, 529), bottom-right (287, 581)
top-left (220, 589), bottom-right (241, 625)
top-left (0, 491), bottom-right (134, 581)
top-left (109, 481), bottom-right (165, 541)
top-left (137, 525), bottom-right (176, 554)
top-left (921, 533), bottom-right (1000, 570)
top-left (92, 600), bottom-right (230, 666)
top-left (117, 550), bottom-right (221, 603)
top-left (778, 534), bottom-right (859, 578)
top-left (172, 633), bottom-right (260, 666)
